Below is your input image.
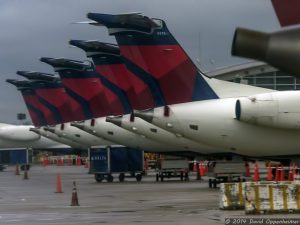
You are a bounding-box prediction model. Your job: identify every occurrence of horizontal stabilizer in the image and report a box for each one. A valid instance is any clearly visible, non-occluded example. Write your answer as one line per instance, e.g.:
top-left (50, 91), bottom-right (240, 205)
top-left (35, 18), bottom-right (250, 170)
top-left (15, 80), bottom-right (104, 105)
top-left (40, 57), bottom-right (91, 70)
top-left (87, 13), bottom-right (158, 33)
top-left (6, 79), bottom-right (32, 88)
top-left (69, 40), bottom-right (119, 55)
top-left (17, 71), bottom-right (57, 82)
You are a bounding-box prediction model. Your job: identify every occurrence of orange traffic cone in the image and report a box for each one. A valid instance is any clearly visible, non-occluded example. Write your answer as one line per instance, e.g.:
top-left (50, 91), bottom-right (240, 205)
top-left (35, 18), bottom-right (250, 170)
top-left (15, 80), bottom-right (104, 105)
top-left (193, 160), bottom-right (197, 172)
top-left (205, 163), bottom-right (209, 174)
top-left (15, 164), bottom-right (20, 175)
top-left (275, 166), bottom-right (280, 182)
top-left (23, 166), bottom-right (28, 180)
top-left (68, 156), bottom-right (72, 166)
top-left (199, 161), bottom-right (205, 177)
top-left (84, 160), bottom-right (89, 169)
top-left (253, 162), bottom-right (260, 182)
top-left (280, 166), bottom-right (285, 182)
top-left (288, 165), bottom-right (293, 181)
top-left (245, 161), bottom-right (251, 177)
top-left (70, 181), bottom-right (79, 206)
top-left (45, 157), bottom-right (49, 166)
top-left (55, 174), bottom-right (63, 193)
top-left (76, 156), bottom-right (81, 166)
top-left (267, 163), bottom-right (273, 181)
top-left (292, 164), bottom-right (297, 181)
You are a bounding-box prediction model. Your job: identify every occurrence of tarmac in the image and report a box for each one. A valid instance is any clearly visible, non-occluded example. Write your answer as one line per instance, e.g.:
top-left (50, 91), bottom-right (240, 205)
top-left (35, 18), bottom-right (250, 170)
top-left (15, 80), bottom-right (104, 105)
top-left (0, 165), bottom-right (299, 225)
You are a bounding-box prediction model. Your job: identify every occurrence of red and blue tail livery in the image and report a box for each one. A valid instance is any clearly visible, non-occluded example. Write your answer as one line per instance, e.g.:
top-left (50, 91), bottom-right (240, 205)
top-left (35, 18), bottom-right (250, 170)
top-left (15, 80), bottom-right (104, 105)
top-left (19, 72), bottom-right (86, 123)
top-left (6, 79), bottom-right (48, 127)
top-left (87, 13), bottom-right (219, 105)
top-left (40, 57), bottom-right (131, 116)
top-left (69, 40), bottom-right (156, 110)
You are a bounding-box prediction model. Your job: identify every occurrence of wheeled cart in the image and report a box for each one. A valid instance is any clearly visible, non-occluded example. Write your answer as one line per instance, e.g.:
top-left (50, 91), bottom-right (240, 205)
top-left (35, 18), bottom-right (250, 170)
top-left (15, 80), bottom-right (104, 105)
top-left (89, 147), bottom-right (144, 183)
top-left (156, 159), bottom-right (189, 182)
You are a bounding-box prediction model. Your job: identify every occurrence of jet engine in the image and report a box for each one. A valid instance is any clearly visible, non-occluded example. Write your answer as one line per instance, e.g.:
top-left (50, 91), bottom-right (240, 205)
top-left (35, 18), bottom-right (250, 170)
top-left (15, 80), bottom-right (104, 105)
top-left (232, 27), bottom-right (300, 77)
top-left (0, 125), bottom-right (40, 142)
top-left (235, 91), bottom-right (300, 130)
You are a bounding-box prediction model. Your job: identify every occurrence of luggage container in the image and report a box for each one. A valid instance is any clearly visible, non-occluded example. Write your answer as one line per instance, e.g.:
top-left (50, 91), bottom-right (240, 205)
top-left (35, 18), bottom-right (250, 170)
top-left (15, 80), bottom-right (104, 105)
top-left (0, 148), bottom-right (32, 170)
top-left (89, 147), bottom-right (144, 183)
top-left (245, 183), bottom-right (300, 214)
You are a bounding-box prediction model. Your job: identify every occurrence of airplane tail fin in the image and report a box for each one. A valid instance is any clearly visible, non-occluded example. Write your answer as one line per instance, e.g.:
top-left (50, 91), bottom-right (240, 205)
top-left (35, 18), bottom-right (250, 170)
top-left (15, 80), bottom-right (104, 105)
top-left (40, 57), bottom-right (131, 116)
top-left (6, 79), bottom-right (48, 127)
top-left (87, 13), bottom-right (219, 105)
top-left (69, 40), bottom-right (155, 110)
top-left (271, 0), bottom-right (300, 27)
top-left (17, 71), bottom-right (85, 123)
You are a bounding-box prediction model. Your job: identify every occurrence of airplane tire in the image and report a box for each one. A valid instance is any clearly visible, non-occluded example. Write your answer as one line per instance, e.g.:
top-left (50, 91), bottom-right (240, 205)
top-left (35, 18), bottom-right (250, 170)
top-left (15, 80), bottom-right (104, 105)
top-left (119, 173), bottom-right (125, 182)
top-left (136, 174), bottom-right (142, 182)
top-left (107, 174), bottom-right (114, 182)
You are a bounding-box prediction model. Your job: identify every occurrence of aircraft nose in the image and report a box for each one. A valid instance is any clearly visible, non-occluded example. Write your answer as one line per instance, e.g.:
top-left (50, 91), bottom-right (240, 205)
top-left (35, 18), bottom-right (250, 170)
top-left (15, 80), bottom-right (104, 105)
top-left (106, 116), bottom-right (123, 127)
top-left (133, 109), bottom-right (154, 123)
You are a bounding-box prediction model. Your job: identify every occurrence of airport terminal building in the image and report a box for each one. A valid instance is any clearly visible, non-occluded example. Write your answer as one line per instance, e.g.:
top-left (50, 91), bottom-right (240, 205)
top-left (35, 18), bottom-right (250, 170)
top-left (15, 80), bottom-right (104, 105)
top-left (207, 61), bottom-right (300, 91)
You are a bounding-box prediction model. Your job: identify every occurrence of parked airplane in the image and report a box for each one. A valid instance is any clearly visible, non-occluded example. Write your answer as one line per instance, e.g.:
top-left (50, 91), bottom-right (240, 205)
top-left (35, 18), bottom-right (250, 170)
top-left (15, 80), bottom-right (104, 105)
top-left (0, 122), bottom-right (70, 150)
top-left (68, 40), bottom-right (220, 154)
top-left (85, 13), bottom-right (300, 159)
top-left (39, 57), bottom-right (217, 154)
top-left (7, 78), bottom-right (88, 149)
top-left (14, 72), bottom-right (114, 148)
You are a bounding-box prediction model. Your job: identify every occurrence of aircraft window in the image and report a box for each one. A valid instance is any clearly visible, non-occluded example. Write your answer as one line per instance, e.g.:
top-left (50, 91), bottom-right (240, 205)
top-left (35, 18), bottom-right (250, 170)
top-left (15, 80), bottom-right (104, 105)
top-left (150, 128), bottom-right (157, 133)
top-left (189, 124), bottom-right (198, 130)
top-left (107, 131), bottom-right (114, 135)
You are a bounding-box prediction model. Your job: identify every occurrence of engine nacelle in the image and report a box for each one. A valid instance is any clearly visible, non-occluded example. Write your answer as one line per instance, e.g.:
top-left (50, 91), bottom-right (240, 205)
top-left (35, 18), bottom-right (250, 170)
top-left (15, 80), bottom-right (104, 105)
top-left (0, 125), bottom-right (41, 142)
top-left (235, 91), bottom-right (300, 130)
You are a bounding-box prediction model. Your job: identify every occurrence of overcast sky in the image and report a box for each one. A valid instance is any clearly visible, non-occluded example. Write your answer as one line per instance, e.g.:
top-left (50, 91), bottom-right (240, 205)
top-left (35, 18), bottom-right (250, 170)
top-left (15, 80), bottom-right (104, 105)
top-left (0, 0), bottom-right (280, 124)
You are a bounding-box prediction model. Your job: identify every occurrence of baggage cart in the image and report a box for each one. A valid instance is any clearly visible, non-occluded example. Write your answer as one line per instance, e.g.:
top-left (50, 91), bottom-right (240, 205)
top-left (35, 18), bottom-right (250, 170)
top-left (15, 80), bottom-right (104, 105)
top-left (89, 147), bottom-right (144, 182)
top-left (207, 161), bottom-right (246, 188)
top-left (156, 159), bottom-right (189, 182)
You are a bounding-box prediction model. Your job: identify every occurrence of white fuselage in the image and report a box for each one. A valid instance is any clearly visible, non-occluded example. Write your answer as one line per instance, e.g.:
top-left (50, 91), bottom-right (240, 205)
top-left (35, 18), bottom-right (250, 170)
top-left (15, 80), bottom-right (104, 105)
top-left (148, 92), bottom-right (300, 157)
top-left (0, 124), bottom-right (69, 149)
top-left (35, 127), bottom-right (88, 149)
top-left (79, 117), bottom-right (216, 153)
top-left (52, 122), bottom-right (114, 147)
top-left (117, 114), bottom-right (224, 153)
